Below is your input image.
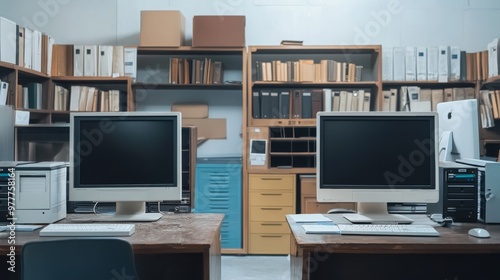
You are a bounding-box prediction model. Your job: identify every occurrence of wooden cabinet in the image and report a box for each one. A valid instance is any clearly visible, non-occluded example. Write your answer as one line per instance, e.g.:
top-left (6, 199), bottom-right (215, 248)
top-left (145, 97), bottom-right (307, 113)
top-left (248, 174), bottom-right (295, 254)
top-left (299, 175), bottom-right (355, 214)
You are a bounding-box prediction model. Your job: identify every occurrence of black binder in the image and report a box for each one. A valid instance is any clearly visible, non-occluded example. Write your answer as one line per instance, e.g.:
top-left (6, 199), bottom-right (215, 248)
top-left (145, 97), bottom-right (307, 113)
top-left (252, 91), bottom-right (261, 118)
top-left (260, 90), bottom-right (271, 119)
top-left (270, 91), bottom-right (279, 118)
top-left (279, 90), bottom-right (290, 118)
top-left (301, 90), bottom-right (312, 118)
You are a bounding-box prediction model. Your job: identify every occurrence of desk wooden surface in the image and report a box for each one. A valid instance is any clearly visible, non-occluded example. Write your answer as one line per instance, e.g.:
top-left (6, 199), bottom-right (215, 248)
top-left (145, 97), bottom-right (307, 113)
top-left (289, 214), bottom-right (500, 253)
top-left (288, 214), bottom-right (500, 280)
top-left (0, 213), bottom-right (224, 280)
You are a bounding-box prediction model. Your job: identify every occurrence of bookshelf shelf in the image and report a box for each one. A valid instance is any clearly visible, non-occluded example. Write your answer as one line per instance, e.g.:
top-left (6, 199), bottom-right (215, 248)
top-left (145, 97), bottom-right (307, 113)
top-left (244, 45), bottom-right (382, 255)
top-left (252, 81), bottom-right (379, 88)
top-left (133, 83), bottom-right (242, 90)
top-left (135, 46), bottom-right (247, 254)
top-left (383, 81), bottom-right (476, 87)
top-left (479, 78), bottom-right (500, 157)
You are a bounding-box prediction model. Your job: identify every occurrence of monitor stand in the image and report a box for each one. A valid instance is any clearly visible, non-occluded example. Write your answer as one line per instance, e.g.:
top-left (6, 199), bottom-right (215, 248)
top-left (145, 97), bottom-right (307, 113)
top-left (92, 202), bottom-right (162, 222)
top-left (439, 131), bottom-right (455, 162)
top-left (343, 202), bottom-right (413, 224)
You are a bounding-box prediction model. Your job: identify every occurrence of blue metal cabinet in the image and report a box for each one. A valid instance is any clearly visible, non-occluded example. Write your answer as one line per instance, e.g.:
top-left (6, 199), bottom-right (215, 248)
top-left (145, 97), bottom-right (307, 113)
top-left (195, 159), bottom-right (242, 249)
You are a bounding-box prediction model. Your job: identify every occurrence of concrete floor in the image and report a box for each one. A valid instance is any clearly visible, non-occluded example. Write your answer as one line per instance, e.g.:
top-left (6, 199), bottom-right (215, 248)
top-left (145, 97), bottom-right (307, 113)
top-left (221, 255), bottom-right (290, 280)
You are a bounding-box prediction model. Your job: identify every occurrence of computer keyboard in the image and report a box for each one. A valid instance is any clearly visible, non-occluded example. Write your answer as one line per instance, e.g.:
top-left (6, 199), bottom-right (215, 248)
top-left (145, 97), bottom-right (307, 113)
top-left (39, 223), bottom-right (135, 237)
top-left (337, 224), bottom-right (440, 237)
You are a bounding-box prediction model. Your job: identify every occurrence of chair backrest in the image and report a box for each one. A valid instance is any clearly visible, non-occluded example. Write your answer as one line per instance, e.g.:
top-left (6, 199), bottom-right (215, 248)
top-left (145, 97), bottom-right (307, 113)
top-left (21, 238), bottom-right (139, 280)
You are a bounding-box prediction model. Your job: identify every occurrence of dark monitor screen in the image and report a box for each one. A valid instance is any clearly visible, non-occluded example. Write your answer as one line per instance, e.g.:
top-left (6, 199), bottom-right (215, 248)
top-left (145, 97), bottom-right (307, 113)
top-left (73, 116), bottom-right (178, 188)
top-left (319, 114), bottom-right (436, 190)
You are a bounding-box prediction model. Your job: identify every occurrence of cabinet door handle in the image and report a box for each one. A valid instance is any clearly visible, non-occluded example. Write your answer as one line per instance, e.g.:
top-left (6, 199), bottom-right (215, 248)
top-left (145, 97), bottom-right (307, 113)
top-left (261, 223), bottom-right (282, 226)
top-left (260, 193), bottom-right (282, 196)
top-left (261, 177), bottom-right (282, 181)
top-left (260, 235), bottom-right (283, 238)
top-left (261, 207), bottom-right (282, 211)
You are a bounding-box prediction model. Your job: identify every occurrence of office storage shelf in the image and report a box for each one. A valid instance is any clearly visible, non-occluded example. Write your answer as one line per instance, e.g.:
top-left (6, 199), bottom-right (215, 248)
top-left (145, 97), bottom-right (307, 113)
top-left (252, 81), bottom-right (379, 87)
top-left (136, 46), bottom-right (247, 254)
top-left (51, 76), bottom-right (134, 112)
top-left (479, 77), bottom-right (500, 157)
top-left (133, 83), bottom-right (242, 90)
top-left (383, 80), bottom-right (477, 88)
top-left (244, 45), bottom-right (382, 254)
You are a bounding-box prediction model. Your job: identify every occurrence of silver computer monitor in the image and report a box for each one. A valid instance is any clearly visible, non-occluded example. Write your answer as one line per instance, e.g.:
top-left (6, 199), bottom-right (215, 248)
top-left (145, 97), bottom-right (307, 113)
top-left (316, 111), bottom-right (439, 224)
top-left (69, 111), bottom-right (182, 222)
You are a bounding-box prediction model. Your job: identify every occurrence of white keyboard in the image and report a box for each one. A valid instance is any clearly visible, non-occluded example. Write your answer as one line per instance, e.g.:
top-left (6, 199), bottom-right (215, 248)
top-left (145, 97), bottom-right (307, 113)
top-left (337, 224), bottom-right (440, 237)
top-left (39, 223), bottom-right (135, 237)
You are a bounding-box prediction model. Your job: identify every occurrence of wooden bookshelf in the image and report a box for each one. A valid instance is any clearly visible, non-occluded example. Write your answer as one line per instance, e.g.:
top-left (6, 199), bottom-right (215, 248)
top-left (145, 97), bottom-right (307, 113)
top-left (244, 45), bottom-right (382, 254)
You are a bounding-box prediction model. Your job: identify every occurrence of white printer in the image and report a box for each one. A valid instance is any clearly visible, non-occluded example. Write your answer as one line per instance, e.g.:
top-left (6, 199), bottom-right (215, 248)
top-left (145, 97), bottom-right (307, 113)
top-left (14, 162), bottom-right (67, 224)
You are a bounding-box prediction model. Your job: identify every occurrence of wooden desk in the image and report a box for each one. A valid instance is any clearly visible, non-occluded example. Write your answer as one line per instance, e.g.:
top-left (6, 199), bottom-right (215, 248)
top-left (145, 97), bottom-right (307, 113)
top-left (287, 214), bottom-right (500, 280)
top-left (0, 213), bottom-right (223, 280)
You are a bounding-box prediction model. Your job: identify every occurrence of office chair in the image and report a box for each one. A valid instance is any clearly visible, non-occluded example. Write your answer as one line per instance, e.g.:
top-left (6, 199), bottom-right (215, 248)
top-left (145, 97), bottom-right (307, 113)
top-left (21, 238), bottom-right (139, 280)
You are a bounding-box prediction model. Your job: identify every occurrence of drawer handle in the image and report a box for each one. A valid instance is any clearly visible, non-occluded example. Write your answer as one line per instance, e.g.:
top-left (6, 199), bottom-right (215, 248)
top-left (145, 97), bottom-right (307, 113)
top-left (260, 235), bottom-right (283, 238)
top-left (261, 177), bottom-right (283, 181)
top-left (260, 193), bottom-right (282, 196)
top-left (261, 223), bottom-right (282, 226)
top-left (261, 207), bottom-right (283, 211)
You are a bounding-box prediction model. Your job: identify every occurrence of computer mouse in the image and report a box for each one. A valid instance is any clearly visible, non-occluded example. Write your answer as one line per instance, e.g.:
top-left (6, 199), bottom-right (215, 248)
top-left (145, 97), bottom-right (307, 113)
top-left (468, 228), bottom-right (490, 238)
top-left (327, 208), bottom-right (356, 214)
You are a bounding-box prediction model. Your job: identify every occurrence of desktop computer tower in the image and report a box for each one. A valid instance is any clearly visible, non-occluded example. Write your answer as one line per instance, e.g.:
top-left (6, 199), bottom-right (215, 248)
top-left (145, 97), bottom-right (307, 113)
top-left (427, 162), bottom-right (478, 222)
top-left (457, 159), bottom-right (500, 223)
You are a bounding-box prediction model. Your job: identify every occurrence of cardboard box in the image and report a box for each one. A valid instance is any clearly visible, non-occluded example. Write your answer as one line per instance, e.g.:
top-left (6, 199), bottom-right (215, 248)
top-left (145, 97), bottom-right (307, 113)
top-left (140, 10), bottom-right (185, 47)
top-left (171, 103), bottom-right (208, 118)
top-left (192, 16), bottom-right (245, 47)
top-left (182, 118), bottom-right (226, 139)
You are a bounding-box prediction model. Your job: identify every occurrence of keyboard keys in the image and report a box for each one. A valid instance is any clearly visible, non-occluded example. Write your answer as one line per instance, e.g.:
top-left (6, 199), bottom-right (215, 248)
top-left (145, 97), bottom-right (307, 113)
top-left (39, 223), bottom-right (135, 237)
top-left (337, 224), bottom-right (439, 237)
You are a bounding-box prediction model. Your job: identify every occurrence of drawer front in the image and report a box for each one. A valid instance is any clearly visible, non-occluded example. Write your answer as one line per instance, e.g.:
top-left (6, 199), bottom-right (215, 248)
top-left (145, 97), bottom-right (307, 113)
top-left (249, 174), bottom-right (295, 191)
top-left (250, 221), bottom-right (290, 234)
top-left (250, 206), bottom-right (294, 221)
top-left (249, 233), bottom-right (290, 254)
top-left (249, 191), bottom-right (294, 206)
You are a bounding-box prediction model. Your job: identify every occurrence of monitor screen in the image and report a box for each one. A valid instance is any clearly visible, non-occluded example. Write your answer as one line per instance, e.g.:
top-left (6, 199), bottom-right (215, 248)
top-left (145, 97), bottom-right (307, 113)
top-left (69, 112), bottom-right (182, 222)
top-left (437, 99), bottom-right (480, 162)
top-left (316, 112), bottom-right (439, 224)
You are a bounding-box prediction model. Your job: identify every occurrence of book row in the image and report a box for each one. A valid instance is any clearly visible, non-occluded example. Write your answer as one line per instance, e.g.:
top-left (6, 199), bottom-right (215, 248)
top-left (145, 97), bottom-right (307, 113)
top-left (72, 45), bottom-right (136, 77)
top-left (0, 17), bottom-right (54, 74)
top-left (168, 58), bottom-right (223, 85)
top-left (383, 86), bottom-right (475, 112)
top-left (255, 60), bottom-right (363, 83)
top-left (54, 85), bottom-right (126, 112)
top-left (479, 89), bottom-right (500, 129)
top-left (17, 83), bottom-right (43, 110)
top-left (252, 88), bottom-right (371, 119)
top-left (383, 42), bottom-right (500, 82)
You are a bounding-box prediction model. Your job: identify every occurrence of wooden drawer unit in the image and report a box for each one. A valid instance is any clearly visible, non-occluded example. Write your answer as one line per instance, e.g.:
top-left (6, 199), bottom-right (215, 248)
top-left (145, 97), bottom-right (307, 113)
top-left (248, 174), bottom-right (295, 254)
top-left (249, 233), bottom-right (290, 255)
top-left (300, 175), bottom-right (356, 214)
top-left (250, 206), bottom-right (294, 221)
top-left (249, 174), bottom-right (295, 190)
top-left (249, 191), bottom-right (294, 206)
top-left (250, 221), bottom-right (290, 233)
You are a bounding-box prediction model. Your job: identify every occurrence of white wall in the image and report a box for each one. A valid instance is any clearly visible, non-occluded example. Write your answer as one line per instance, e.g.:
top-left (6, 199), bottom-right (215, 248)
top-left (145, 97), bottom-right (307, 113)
top-left (2, 0), bottom-right (500, 156)
top-left (2, 0), bottom-right (499, 51)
